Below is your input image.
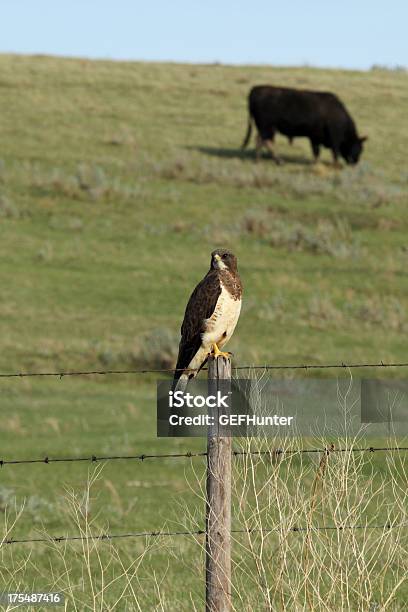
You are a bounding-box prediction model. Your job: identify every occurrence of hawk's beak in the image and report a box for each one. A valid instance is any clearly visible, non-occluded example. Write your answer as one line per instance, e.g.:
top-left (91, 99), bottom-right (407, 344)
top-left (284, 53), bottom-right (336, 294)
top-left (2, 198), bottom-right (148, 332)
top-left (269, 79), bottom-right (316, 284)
top-left (214, 254), bottom-right (221, 262)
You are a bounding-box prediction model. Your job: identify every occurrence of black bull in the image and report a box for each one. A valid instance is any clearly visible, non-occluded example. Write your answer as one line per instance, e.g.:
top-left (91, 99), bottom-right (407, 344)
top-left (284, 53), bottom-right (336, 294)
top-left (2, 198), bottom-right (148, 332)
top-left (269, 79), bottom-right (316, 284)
top-left (242, 85), bottom-right (367, 165)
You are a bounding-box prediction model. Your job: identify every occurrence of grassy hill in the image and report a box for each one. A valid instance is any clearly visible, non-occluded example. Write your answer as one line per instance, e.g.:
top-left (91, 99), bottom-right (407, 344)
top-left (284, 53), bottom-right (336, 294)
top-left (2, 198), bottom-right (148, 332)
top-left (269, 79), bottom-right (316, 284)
top-left (0, 54), bottom-right (407, 608)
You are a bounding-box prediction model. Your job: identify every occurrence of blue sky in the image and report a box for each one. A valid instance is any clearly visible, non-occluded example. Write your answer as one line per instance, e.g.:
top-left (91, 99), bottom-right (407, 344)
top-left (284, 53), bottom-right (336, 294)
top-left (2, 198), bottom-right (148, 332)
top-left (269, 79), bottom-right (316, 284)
top-left (1, 1), bottom-right (407, 70)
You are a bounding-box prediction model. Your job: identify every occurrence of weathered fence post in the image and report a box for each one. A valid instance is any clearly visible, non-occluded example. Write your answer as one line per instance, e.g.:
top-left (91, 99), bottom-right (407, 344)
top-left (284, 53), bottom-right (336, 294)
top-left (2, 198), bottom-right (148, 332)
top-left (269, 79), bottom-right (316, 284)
top-left (206, 355), bottom-right (232, 612)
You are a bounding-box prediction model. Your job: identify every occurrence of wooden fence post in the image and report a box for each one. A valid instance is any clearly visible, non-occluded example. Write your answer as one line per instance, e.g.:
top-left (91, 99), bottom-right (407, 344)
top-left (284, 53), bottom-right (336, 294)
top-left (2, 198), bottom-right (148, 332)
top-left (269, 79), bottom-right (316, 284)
top-left (206, 355), bottom-right (232, 612)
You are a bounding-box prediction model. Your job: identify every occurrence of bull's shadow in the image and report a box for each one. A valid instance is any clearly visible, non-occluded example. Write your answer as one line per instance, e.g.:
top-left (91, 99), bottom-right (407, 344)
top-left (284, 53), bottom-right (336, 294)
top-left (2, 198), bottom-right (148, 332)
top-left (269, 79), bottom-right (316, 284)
top-left (192, 146), bottom-right (314, 166)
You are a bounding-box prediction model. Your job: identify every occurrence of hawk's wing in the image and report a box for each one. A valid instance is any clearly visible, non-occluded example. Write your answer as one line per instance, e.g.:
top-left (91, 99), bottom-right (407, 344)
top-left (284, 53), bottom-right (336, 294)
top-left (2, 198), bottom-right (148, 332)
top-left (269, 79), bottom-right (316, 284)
top-left (174, 270), bottom-right (221, 382)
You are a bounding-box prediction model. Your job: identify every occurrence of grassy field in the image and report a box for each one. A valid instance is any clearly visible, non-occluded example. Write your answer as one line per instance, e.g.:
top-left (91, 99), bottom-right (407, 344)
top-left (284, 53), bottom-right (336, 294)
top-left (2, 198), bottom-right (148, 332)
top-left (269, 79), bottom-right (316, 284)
top-left (0, 54), bottom-right (408, 609)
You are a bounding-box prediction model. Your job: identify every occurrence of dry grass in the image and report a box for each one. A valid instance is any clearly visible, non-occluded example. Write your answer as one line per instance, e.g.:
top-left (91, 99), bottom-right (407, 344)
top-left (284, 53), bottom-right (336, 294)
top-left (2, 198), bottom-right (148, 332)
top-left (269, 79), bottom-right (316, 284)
top-left (0, 466), bottom-right (169, 611)
top-left (0, 194), bottom-right (20, 218)
top-left (28, 163), bottom-right (145, 203)
top-left (97, 328), bottom-right (179, 370)
top-left (1, 428), bottom-right (407, 609)
top-left (176, 374), bottom-right (408, 610)
top-left (243, 212), bottom-right (362, 259)
top-left (229, 437), bottom-right (408, 610)
top-left (143, 154), bottom-right (406, 209)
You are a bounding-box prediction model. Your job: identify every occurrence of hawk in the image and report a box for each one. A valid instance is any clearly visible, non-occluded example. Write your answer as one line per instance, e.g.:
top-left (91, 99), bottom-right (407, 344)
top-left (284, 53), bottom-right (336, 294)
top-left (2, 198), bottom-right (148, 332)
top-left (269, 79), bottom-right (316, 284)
top-left (173, 249), bottom-right (243, 391)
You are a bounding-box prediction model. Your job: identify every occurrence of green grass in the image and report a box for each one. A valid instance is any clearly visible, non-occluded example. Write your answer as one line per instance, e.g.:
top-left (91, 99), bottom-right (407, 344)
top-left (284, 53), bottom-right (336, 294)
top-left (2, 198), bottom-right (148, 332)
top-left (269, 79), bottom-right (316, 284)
top-left (0, 54), bottom-right (408, 608)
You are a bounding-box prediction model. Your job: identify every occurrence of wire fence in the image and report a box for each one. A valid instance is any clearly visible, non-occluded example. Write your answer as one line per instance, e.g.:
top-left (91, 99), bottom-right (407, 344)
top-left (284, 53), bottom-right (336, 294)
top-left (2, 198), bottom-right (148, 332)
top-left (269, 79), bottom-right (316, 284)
top-left (1, 359), bottom-right (408, 550)
top-left (1, 446), bottom-right (408, 468)
top-left (1, 360), bottom-right (408, 378)
top-left (3, 523), bottom-right (405, 546)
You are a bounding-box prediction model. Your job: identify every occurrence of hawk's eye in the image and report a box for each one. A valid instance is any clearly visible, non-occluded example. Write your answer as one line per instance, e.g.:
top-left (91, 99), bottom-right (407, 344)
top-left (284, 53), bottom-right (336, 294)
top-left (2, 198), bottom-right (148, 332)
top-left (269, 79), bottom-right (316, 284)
top-left (222, 254), bottom-right (228, 259)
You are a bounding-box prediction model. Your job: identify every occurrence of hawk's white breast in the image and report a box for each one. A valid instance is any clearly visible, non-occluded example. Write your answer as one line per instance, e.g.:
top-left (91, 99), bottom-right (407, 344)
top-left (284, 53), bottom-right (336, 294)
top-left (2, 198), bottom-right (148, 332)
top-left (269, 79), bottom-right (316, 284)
top-left (202, 281), bottom-right (242, 349)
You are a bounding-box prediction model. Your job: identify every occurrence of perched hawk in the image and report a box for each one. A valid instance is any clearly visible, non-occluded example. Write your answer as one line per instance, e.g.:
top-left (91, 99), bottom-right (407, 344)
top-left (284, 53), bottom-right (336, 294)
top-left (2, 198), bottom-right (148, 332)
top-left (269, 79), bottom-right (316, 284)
top-left (173, 249), bottom-right (242, 391)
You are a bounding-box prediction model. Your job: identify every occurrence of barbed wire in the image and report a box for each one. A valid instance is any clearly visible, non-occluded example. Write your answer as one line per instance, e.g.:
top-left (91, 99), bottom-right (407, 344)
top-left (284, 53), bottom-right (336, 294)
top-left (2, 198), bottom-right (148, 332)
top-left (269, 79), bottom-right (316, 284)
top-left (0, 451), bottom-right (207, 466)
top-left (1, 361), bottom-right (408, 379)
top-left (1, 446), bottom-right (408, 468)
top-left (2, 522), bottom-right (405, 546)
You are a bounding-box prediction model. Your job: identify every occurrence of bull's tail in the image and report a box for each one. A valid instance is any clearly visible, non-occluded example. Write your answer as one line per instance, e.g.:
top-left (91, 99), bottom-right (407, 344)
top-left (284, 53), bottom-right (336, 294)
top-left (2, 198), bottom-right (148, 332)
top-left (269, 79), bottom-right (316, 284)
top-left (241, 115), bottom-right (253, 149)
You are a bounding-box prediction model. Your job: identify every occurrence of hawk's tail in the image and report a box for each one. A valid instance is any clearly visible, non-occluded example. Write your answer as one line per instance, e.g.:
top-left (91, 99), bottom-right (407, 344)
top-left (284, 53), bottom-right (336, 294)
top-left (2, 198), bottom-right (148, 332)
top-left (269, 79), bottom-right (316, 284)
top-left (172, 357), bottom-right (208, 393)
top-left (172, 373), bottom-right (190, 393)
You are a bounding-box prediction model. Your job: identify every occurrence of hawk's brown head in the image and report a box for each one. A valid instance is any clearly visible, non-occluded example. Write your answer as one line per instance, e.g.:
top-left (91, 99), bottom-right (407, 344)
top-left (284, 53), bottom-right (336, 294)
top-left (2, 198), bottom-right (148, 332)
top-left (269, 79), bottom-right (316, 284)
top-left (211, 249), bottom-right (238, 273)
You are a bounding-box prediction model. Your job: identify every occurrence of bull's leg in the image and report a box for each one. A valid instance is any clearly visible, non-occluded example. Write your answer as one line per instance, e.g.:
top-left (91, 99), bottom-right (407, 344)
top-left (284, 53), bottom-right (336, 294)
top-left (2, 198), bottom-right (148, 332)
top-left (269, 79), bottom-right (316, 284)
top-left (331, 148), bottom-right (342, 168)
top-left (265, 139), bottom-right (282, 165)
top-left (311, 141), bottom-right (320, 162)
top-left (255, 133), bottom-right (263, 162)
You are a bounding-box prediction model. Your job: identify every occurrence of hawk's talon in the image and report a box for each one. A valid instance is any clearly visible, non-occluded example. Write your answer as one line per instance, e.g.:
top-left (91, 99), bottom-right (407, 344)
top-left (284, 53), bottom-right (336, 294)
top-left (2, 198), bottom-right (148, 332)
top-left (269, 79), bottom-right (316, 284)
top-left (210, 343), bottom-right (231, 359)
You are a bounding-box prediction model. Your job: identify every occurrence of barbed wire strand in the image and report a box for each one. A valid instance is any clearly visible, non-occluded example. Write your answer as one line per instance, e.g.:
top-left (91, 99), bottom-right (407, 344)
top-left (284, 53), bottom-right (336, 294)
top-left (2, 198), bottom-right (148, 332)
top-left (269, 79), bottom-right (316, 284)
top-left (1, 361), bottom-right (408, 379)
top-left (1, 446), bottom-right (408, 468)
top-left (2, 523), bottom-right (404, 546)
